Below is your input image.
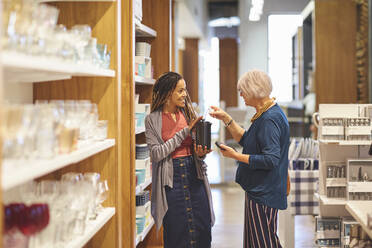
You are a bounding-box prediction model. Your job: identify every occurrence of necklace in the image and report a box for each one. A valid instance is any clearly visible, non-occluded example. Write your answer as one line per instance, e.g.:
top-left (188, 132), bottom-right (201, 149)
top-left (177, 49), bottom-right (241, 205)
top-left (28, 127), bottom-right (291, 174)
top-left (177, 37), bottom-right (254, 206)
top-left (251, 97), bottom-right (276, 123)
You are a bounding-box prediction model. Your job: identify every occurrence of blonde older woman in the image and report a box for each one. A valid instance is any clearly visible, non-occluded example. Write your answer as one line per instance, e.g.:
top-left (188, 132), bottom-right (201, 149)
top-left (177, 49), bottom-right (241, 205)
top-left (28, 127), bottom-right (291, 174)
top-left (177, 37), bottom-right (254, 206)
top-left (210, 70), bottom-right (289, 248)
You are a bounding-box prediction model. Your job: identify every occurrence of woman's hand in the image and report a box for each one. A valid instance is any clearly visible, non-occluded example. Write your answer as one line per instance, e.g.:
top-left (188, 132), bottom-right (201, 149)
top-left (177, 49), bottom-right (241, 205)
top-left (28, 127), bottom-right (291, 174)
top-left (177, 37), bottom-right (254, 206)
top-left (194, 143), bottom-right (212, 157)
top-left (209, 106), bottom-right (232, 124)
top-left (219, 144), bottom-right (238, 159)
top-left (189, 116), bottom-right (203, 130)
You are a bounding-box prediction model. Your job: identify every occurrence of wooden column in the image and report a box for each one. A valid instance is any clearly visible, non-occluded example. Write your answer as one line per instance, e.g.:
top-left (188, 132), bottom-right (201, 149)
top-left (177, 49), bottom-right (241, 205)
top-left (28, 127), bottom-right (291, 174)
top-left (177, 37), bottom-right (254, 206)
top-left (219, 38), bottom-right (238, 107)
top-left (183, 38), bottom-right (199, 103)
top-left (315, 0), bottom-right (357, 105)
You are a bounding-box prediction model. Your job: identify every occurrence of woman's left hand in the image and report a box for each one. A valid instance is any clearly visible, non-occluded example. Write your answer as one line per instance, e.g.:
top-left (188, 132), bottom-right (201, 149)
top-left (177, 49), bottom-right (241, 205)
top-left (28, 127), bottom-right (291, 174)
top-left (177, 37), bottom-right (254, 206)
top-left (194, 143), bottom-right (212, 157)
top-left (219, 144), bottom-right (237, 159)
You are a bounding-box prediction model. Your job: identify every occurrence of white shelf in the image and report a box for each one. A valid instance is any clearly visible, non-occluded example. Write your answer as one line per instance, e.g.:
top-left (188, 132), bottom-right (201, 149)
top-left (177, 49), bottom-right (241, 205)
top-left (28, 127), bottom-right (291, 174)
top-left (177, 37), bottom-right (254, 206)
top-left (135, 126), bottom-right (146, 135)
top-left (319, 195), bottom-right (346, 205)
top-left (346, 202), bottom-right (372, 239)
top-left (66, 207), bottom-right (116, 248)
top-left (348, 182), bottom-right (372, 192)
top-left (2, 139), bottom-right (115, 190)
top-left (136, 235), bottom-right (141, 246)
top-left (2, 51), bottom-right (115, 83)
top-left (326, 178), bottom-right (347, 187)
top-left (141, 218), bottom-right (155, 242)
top-left (319, 139), bottom-right (371, 145)
top-left (38, 0), bottom-right (115, 2)
top-left (136, 218), bottom-right (155, 246)
top-left (135, 21), bottom-right (157, 38)
top-left (136, 178), bottom-right (152, 194)
top-left (135, 75), bottom-right (156, 85)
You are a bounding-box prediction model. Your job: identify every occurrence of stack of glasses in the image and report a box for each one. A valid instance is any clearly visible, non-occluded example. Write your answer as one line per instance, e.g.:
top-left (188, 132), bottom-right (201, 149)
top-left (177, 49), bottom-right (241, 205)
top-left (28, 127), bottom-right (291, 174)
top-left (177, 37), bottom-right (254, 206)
top-left (3, 172), bottom-right (109, 248)
top-left (2, 1), bottom-right (111, 69)
top-left (1, 100), bottom-right (108, 160)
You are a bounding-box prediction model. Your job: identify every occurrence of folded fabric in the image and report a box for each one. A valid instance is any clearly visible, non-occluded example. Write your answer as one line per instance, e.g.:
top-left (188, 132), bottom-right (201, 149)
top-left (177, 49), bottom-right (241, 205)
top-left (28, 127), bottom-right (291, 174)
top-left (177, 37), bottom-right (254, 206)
top-left (289, 170), bottom-right (319, 215)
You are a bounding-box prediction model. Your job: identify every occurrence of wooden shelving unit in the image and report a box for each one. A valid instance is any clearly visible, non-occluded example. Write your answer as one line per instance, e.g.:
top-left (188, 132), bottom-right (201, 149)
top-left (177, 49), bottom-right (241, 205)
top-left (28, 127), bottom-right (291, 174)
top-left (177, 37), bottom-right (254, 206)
top-left (0, 0), bottom-right (173, 247)
top-left (133, 1), bottom-right (172, 247)
top-left (1, 1), bottom-right (122, 247)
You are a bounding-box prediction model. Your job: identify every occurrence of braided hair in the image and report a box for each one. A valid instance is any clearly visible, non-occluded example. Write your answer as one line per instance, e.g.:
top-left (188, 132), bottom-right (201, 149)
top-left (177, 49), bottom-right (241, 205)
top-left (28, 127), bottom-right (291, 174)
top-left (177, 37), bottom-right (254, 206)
top-left (151, 72), bottom-right (197, 123)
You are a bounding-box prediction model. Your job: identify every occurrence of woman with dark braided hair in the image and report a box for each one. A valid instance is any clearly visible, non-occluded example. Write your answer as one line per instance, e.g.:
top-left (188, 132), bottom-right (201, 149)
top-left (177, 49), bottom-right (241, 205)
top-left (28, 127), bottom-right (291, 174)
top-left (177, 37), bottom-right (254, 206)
top-left (145, 72), bottom-right (215, 248)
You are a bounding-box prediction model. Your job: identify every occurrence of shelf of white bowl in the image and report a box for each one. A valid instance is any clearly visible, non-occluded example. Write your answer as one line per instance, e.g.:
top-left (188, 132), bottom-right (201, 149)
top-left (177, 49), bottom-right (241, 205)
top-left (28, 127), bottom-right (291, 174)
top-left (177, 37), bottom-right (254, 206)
top-left (136, 178), bottom-right (152, 195)
top-left (66, 207), bottom-right (116, 248)
top-left (135, 75), bottom-right (156, 85)
top-left (346, 202), bottom-right (372, 239)
top-left (140, 217), bottom-right (155, 242)
top-left (135, 126), bottom-right (146, 135)
top-left (2, 139), bottom-right (115, 191)
top-left (135, 20), bottom-right (157, 38)
top-left (2, 51), bottom-right (115, 83)
top-left (319, 195), bottom-right (347, 205)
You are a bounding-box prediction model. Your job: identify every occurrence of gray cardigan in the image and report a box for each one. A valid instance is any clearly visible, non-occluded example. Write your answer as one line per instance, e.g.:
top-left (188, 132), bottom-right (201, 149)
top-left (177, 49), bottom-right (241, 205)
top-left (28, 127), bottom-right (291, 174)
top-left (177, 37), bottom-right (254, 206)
top-left (145, 109), bottom-right (215, 230)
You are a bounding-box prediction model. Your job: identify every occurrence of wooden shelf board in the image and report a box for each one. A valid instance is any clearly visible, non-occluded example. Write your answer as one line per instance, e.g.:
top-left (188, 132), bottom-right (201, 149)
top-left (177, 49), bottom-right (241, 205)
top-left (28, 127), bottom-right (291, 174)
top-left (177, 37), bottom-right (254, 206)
top-left (2, 51), bottom-right (115, 83)
top-left (66, 207), bottom-right (116, 248)
top-left (135, 75), bottom-right (156, 85)
top-left (2, 139), bottom-right (115, 190)
top-left (135, 20), bottom-right (157, 38)
top-left (346, 202), bottom-right (372, 240)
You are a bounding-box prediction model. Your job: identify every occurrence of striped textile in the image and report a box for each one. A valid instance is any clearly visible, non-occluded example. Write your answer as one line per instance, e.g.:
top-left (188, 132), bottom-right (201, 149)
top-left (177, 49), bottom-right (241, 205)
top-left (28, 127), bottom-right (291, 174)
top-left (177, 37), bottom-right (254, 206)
top-left (244, 193), bottom-right (282, 248)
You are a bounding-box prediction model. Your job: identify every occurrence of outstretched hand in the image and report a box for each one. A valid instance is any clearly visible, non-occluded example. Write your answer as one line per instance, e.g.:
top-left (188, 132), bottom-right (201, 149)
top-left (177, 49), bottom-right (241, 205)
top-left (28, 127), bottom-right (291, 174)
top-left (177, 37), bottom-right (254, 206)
top-left (209, 106), bottom-right (231, 124)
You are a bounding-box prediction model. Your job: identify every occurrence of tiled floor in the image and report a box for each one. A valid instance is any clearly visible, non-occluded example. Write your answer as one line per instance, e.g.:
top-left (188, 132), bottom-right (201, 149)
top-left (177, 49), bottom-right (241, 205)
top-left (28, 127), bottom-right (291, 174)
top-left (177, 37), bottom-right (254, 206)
top-left (208, 151), bottom-right (316, 248)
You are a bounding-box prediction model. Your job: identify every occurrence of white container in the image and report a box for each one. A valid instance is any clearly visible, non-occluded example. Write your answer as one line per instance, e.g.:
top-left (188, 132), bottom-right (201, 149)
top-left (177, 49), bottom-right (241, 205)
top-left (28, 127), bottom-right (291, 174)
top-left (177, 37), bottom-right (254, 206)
top-left (135, 103), bottom-right (151, 115)
top-left (135, 56), bottom-right (152, 78)
top-left (135, 42), bottom-right (151, 57)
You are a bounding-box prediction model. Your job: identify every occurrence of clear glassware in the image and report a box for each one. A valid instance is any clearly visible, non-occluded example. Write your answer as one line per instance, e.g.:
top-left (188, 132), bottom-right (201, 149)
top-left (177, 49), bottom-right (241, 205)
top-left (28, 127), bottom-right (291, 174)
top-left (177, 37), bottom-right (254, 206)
top-left (71, 25), bottom-right (92, 62)
top-left (95, 120), bottom-right (108, 141)
top-left (84, 38), bottom-right (100, 65)
top-left (96, 180), bottom-right (109, 211)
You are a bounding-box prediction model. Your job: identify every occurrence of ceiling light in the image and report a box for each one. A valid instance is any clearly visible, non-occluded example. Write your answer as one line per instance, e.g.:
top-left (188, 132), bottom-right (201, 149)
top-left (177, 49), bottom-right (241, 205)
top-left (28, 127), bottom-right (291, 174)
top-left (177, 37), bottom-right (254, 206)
top-left (249, 0), bottom-right (264, 22)
top-left (208, 16), bottom-right (241, 28)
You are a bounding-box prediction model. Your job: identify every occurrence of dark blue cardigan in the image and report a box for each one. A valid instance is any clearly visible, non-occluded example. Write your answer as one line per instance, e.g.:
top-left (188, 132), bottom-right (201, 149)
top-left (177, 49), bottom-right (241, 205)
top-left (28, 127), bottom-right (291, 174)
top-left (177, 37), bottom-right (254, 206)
top-left (236, 104), bottom-right (289, 210)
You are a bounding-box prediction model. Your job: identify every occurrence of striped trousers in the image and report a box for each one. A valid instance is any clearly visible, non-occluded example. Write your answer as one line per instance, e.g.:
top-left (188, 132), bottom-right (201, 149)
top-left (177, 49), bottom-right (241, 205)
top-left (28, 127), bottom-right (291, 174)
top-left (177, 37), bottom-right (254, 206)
top-left (244, 193), bottom-right (282, 248)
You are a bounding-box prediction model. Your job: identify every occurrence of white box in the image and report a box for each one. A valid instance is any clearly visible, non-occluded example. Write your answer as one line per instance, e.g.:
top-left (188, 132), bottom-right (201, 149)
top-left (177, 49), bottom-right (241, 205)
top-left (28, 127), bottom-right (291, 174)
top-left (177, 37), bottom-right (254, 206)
top-left (135, 42), bottom-right (151, 57)
top-left (136, 157), bottom-right (151, 179)
top-left (326, 178), bottom-right (347, 187)
top-left (135, 56), bottom-right (152, 78)
top-left (135, 103), bottom-right (151, 115)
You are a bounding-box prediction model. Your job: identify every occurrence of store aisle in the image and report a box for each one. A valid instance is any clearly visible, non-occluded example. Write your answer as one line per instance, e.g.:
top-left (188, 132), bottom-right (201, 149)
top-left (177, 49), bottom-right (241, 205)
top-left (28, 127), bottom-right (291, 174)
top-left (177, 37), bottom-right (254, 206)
top-left (210, 185), bottom-right (316, 248)
top-left (208, 150), bottom-right (316, 248)
top-left (211, 185), bottom-right (245, 248)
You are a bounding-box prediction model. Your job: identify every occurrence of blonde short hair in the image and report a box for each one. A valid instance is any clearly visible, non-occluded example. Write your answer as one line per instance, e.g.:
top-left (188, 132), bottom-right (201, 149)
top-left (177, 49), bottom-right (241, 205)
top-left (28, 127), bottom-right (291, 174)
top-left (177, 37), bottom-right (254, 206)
top-left (237, 70), bottom-right (272, 99)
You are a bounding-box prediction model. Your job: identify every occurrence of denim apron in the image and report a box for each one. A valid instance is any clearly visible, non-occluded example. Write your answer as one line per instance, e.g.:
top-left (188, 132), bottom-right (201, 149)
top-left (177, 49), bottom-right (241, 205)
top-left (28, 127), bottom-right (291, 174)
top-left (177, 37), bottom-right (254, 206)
top-left (163, 155), bottom-right (211, 248)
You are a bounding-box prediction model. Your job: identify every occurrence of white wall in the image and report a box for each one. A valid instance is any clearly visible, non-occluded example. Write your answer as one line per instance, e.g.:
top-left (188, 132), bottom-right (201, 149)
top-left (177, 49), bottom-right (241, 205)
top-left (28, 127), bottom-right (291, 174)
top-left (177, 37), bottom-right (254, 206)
top-left (238, 0), bottom-right (309, 106)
